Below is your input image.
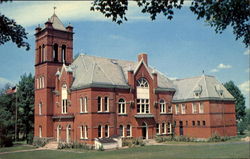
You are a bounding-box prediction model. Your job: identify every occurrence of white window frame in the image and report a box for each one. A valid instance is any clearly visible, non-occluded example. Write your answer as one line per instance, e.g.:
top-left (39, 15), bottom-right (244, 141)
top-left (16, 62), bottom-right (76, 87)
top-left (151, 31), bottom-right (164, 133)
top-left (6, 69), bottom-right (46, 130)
top-left (119, 125), bottom-right (124, 137)
top-left (199, 102), bottom-right (204, 113)
top-left (162, 123), bottom-right (166, 134)
top-left (137, 99), bottom-right (150, 114)
top-left (38, 102), bottom-right (42, 115)
top-left (181, 104), bottom-right (186, 114)
top-left (167, 122), bottom-right (172, 134)
top-left (156, 123), bottom-right (160, 135)
top-left (168, 105), bottom-right (172, 113)
top-left (175, 104), bottom-right (179, 114)
top-left (61, 84), bottom-right (68, 114)
top-left (104, 125), bottom-right (109, 137)
top-left (192, 103), bottom-right (197, 114)
top-left (104, 96), bottom-right (109, 112)
top-left (39, 126), bottom-right (42, 138)
top-left (118, 98), bottom-right (126, 114)
top-left (160, 100), bottom-right (166, 113)
top-left (80, 97), bottom-right (83, 113)
top-left (97, 97), bottom-right (102, 112)
top-left (98, 125), bottom-right (103, 138)
top-left (84, 97), bottom-right (88, 113)
top-left (126, 124), bottom-right (132, 137)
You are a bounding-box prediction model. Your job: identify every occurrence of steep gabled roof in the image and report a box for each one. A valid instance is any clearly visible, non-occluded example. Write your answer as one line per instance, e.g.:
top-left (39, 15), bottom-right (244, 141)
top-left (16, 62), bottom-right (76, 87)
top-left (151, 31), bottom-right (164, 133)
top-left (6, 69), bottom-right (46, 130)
top-left (49, 14), bottom-right (66, 31)
top-left (70, 54), bottom-right (175, 90)
top-left (173, 75), bottom-right (234, 102)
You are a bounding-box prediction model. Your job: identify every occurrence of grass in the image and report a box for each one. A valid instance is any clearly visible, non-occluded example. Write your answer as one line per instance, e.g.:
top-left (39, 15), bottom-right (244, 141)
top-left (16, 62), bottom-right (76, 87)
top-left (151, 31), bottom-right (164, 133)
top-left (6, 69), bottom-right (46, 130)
top-left (0, 142), bottom-right (249, 159)
top-left (0, 143), bottom-right (35, 153)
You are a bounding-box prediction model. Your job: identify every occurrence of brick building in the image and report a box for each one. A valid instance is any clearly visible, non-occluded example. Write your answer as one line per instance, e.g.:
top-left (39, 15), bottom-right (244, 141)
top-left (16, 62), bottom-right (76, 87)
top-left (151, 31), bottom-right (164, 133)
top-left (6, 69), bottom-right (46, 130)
top-left (34, 14), bottom-right (237, 144)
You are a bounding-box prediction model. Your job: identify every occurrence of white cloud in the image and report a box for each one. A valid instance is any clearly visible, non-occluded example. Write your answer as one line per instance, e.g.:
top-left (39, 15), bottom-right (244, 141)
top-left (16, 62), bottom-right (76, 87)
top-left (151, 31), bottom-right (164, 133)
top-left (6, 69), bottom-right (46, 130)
top-left (210, 63), bottom-right (232, 73)
top-left (0, 77), bottom-right (13, 88)
top-left (239, 80), bottom-right (250, 95)
top-left (243, 49), bottom-right (250, 55)
top-left (210, 68), bottom-right (219, 73)
top-left (217, 63), bottom-right (232, 69)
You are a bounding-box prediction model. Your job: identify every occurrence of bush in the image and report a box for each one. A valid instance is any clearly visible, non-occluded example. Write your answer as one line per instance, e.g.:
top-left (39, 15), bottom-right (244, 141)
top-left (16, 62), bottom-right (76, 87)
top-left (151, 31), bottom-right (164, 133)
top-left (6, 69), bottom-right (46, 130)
top-left (0, 135), bottom-right (13, 147)
top-left (57, 142), bottom-right (93, 150)
top-left (32, 137), bottom-right (48, 147)
top-left (238, 119), bottom-right (247, 135)
top-left (208, 133), bottom-right (230, 142)
top-left (98, 145), bottom-right (104, 151)
top-left (26, 133), bottom-right (33, 145)
top-left (122, 138), bottom-right (145, 147)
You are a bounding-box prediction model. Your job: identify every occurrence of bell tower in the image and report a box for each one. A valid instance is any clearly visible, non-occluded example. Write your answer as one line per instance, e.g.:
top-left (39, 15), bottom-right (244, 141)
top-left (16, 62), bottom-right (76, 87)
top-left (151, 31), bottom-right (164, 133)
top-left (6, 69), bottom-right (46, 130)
top-left (34, 11), bottom-right (73, 138)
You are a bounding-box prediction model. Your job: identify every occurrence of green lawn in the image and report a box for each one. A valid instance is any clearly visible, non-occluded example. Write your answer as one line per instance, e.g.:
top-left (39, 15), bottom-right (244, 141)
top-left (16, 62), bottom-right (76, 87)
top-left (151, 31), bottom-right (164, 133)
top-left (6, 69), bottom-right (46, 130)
top-left (0, 142), bottom-right (249, 159)
top-left (0, 145), bottom-right (35, 153)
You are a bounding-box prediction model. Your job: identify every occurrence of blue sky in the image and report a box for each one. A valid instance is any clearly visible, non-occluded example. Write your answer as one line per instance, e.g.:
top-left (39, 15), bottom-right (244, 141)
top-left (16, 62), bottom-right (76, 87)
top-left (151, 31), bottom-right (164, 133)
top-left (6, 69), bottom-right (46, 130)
top-left (0, 1), bottom-right (249, 107)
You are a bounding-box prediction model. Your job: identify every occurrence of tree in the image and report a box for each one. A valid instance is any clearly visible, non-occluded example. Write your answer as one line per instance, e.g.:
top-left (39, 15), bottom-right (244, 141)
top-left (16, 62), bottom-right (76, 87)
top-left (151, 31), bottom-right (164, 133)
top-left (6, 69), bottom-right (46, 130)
top-left (0, 0), bottom-right (30, 50)
top-left (223, 81), bottom-right (246, 120)
top-left (91, 0), bottom-right (250, 47)
top-left (16, 73), bottom-right (34, 143)
top-left (0, 84), bottom-right (16, 147)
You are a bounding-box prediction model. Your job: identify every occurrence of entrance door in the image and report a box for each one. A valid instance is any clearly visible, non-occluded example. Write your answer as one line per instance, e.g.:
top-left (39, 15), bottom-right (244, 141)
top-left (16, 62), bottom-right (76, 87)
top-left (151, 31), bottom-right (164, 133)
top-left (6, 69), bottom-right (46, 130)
top-left (179, 121), bottom-right (183, 136)
top-left (66, 125), bottom-right (71, 143)
top-left (142, 122), bottom-right (148, 139)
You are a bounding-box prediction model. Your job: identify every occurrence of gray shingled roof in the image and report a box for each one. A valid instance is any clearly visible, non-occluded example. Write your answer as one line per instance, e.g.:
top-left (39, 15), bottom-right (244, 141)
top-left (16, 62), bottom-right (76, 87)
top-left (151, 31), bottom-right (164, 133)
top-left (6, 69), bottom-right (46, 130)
top-left (172, 75), bottom-right (234, 102)
top-left (70, 54), bottom-right (175, 90)
top-left (49, 14), bottom-right (66, 31)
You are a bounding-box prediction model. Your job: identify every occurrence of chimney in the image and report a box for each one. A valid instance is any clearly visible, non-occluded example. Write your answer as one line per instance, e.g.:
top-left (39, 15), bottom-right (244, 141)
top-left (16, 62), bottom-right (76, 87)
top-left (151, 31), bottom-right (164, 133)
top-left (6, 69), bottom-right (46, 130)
top-left (66, 24), bottom-right (73, 32)
top-left (45, 18), bottom-right (53, 29)
top-left (137, 53), bottom-right (148, 66)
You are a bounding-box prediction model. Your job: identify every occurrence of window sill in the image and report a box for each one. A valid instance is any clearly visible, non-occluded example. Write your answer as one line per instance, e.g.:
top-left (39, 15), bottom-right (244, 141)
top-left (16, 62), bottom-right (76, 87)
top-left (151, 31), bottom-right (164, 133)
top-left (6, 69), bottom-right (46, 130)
top-left (80, 112), bottom-right (88, 114)
top-left (160, 113), bottom-right (172, 115)
top-left (80, 138), bottom-right (88, 140)
top-left (97, 112), bottom-right (110, 114)
top-left (118, 114), bottom-right (127, 116)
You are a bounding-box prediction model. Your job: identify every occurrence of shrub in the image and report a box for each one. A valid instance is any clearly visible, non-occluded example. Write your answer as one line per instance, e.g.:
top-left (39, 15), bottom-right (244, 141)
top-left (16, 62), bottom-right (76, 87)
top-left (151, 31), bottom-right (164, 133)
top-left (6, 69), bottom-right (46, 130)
top-left (237, 119), bottom-right (247, 135)
top-left (32, 137), bottom-right (48, 147)
top-left (98, 145), bottom-right (104, 151)
top-left (58, 142), bottom-right (93, 150)
top-left (208, 133), bottom-right (230, 142)
top-left (0, 135), bottom-right (13, 147)
top-left (26, 133), bottom-right (33, 145)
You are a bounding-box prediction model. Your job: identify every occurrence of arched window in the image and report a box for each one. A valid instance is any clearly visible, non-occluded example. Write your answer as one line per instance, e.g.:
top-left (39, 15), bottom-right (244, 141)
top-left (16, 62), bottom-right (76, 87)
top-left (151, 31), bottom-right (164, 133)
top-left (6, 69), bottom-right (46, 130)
top-left (160, 99), bottom-right (166, 113)
top-left (126, 125), bottom-right (132, 137)
top-left (62, 84), bottom-right (68, 114)
top-left (80, 125), bottom-right (88, 139)
top-left (167, 122), bottom-right (172, 134)
top-left (136, 78), bottom-right (149, 87)
top-left (53, 43), bottom-right (58, 62)
top-left (104, 125), bottom-right (109, 137)
top-left (119, 125), bottom-right (124, 137)
top-left (61, 45), bottom-right (66, 63)
top-left (42, 44), bottom-right (46, 62)
top-left (97, 96), bottom-right (102, 112)
top-left (38, 46), bottom-right (42, 63)
top-left (38, 102), bottom-right (42, 115)
top-left (104, 97), bottom-right (109, 112)
top-left (98, 125), bottom-right (102, 138)
top-left (136, 78), bottom-right (149, 114)
top-left (118, 98), bottom-right (126, 114)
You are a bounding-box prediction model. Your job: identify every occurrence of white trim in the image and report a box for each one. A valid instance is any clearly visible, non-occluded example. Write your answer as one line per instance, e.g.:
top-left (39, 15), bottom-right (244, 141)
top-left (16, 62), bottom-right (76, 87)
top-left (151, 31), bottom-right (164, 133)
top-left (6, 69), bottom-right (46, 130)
top-left (199, 102), bottom-right (204, 113)
top-left (134, 60), bottom-right (153, 79)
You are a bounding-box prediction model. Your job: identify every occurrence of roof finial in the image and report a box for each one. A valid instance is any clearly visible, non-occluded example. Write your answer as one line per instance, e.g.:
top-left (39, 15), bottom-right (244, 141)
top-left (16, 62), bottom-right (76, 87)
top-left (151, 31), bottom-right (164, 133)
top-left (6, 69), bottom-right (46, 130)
top-left (53, 6), bottom-right (56, 14)
top-left (202, 70), bottom-right (205, 75)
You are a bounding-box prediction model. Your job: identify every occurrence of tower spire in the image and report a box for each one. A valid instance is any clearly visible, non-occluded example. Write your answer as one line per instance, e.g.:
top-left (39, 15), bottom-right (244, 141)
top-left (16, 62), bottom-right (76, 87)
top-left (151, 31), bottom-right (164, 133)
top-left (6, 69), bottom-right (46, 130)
top-left (53, 6), bottom-right (56, 14)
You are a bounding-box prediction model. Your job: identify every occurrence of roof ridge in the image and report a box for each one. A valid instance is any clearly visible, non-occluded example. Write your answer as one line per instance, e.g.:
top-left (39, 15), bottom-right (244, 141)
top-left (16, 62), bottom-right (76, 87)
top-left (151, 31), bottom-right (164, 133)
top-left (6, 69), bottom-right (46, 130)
top-left (174, 75), bottom-right (215, 81)
top-left (203, 75), bottom-right (209, 97)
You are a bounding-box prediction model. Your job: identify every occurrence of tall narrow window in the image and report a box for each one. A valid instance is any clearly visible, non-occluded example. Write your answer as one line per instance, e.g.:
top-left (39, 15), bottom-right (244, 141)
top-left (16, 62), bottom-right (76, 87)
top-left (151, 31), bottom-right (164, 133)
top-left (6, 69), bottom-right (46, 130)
top-left (181, 104), bottom-right (186, 114)
top-left (119, 125), bottom-right (124, 137)
top-left (80, 125), bottom-right (88, 139)
top-left (42, 44), bottom-right (46, 62)
top-left (126, 125), bottom-right (131, 137)
top-left (175, 104), bottom-right (179, 114)
top-left (156, 123), bottom-right (160, 134)
top-left (167, 122), bottom-right (172, 134)
top-left (61, 45), bottom-right (66, 63)
top-left (80, 125), bottom-right (84, 139)
top-left (168, 105), bottom-right (172, 113)
top-left (97, 96), bottom-right (102, 112)
top-left (98, 125), bottom-right (102, 138)
top-left (53, 44), bottom-right (58, 62)
top-left (39, 126), bottom-right (42, 138)
top-left (203, 121), bottom-right (206, 126)
top-left (84, 97), bottom-right (88, 112)
top-left (85, 126), bottom-right (88, 139)
top-left (80, 97), bottom-right (83, 113)
top-left (104, 97), bottom-right (109, 112)
top-left (80, 97), bottom-right (88, 113)
top-left (118, 98), bottom-right (126, 114)
top-left (105, 125), bottom-right (109, 137)
top-left (162, 123), bottom-right (166, 134)
top-left (61, 84), bottom-right (68, 114)
top-left (192, 103), bottom-right (197, 114)
top-left (39, 77), bottom-right (42, 89)
top-left (39, 46), bottom-right (42, 63)
top-left (199, 102), bottom-right (204, 113)
top-left (36, 78), bottom-right (39, 89)
top-left (192, 121), bottom-right (195, 126)
top-left (160, 99), bottom-right (166, 113)
top-left (38, 102), bottom-right (42, 115)
top-left (197, 121), bottom-right (200, 126)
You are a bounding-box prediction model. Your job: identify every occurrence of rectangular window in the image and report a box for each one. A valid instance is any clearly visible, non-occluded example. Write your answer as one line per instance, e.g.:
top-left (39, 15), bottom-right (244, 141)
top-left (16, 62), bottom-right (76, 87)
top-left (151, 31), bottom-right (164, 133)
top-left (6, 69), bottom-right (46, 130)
top-left (104, 97), bottom-right (109, 112)
top-left (197, 121), bottom-right (200, 126)
top-left (126, 125), bottom-right (131, 137)
top-left (105, 125), bottom-right (109, 137)
top-left (39, 126), bottom-right (42, 138)
top-left (137, 99), bottom-right (149, 114)
top-left (192, 103), bottom-right (197, 114)
top-left (162, 123), bottom-right (166, 134)
top-left (97, 97), bottom-right (102, 112)
top-left (62, 99), bottom-right (68, 114)
top-left (80, 126), bottom-right (84, 139)
top-left (175, 104), bottom-right (179, 114)
top-left (181, 104), bottom-right (186, 114)
top-left (80, 98), bottom-right (83, 113)
top-left (186, 121), bottom-right (188, 126)
top-left (168, 106), bottom-right (172, 113)
top-left (39, 103), bottom-right (42, 115)
top-left (203, 120), bottom-right (206, 126)
top-left (192, 121), bottom-right (195, 126)
top-left (156, 123), bottom-right (160, 134)
top-left (84, 97), bottom-right (88, 112)
top-left (199, 102), bottom-right (204, 113)
top-left (167, 122), bottom-right (172, 134)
